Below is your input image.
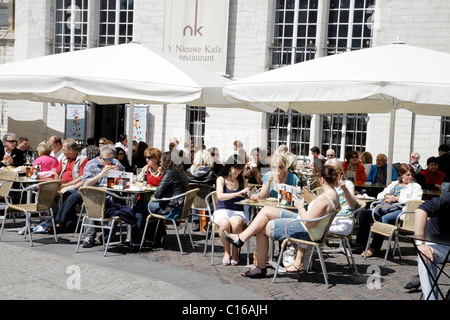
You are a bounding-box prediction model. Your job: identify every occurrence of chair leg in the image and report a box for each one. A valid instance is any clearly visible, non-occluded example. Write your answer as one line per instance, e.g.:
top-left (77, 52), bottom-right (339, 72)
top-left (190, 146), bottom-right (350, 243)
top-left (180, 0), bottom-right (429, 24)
top-left (75, 216), bottom-right (86, 253)
top-left (50, 209), bottom-right (58, 243)
top-left (104, 220), bottom-right (115, 257)
top-left (184, 218), bottom-right (195, 249)
top-left (343, 237), bottom-right (358, 275)
top-left (272, 241), bottom-right (286, 283)
top-left (139, 219), bottom-right (150, 251)
top-left (172, 220), bottom-right (184, 254)
top-left (25, 211), bottom-right (33, 247)
top-left (203, 223), bottom-right (210, 256)
top-left (316, 245), bottom-right (331, 288)
top-left (75, 205), bottom-right (85, 234)
top-left (383, 234), bottom-right (394, 266)
top-left (0, 213), bottom-right (5, 242)
top-left (363, 230), bottom-right (372, 260)
top-left (210, 226), bottom-right (216, 265)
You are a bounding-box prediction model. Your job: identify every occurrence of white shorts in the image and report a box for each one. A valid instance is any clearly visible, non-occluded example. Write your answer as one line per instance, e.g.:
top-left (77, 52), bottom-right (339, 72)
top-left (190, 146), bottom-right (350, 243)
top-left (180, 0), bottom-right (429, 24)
top-left (213, 208), bottom-right (246, 225)
top-left (328, 218), bottom-right (354, 236)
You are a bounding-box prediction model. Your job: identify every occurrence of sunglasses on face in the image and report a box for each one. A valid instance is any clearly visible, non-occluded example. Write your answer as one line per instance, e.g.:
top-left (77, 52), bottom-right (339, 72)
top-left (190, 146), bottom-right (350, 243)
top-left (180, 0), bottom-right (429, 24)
top-left (146, 156), bottom-right (154, 160)
top-left (5, 140), bottom-right (17, 143)
top-left (102, 157), bottom-right (114, 162)
top-left (117, 153), bottom-right (125, 156)
top-left (350, 156), bottom-right (359, 159)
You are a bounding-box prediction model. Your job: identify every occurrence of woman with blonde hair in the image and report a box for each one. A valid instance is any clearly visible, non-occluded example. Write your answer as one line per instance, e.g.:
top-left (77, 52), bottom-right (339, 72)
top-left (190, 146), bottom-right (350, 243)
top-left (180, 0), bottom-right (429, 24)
top-left (186, 149), bottom-right (216, 186)
top-left (32, 141), bottom-right (59, 178)
top-left (259, 151), bottom-right (299, 199)
top-left (360, 151), bottom-right (373, 176)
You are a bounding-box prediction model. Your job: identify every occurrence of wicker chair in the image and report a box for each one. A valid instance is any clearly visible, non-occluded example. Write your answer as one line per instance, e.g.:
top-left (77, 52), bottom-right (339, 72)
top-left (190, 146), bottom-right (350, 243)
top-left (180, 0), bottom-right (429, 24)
top-left (75, 186), bottom-right (132, 257)
top-left (392, 199), bottom-right (424, 258)
top-left (0, 180), bottom-right (62, 247)
top-left (0, 170), bottom-right (18, 223)
top-left (363, 199), bottom-right (424, 265)
top-left (324, 201), bottom-right (366, 275)
top-left (272, 210), bottom-right (339, 288)
top-left (188, 183), bottom-right (213, 232)
top-left (139, 188), bottom-right (199, 254)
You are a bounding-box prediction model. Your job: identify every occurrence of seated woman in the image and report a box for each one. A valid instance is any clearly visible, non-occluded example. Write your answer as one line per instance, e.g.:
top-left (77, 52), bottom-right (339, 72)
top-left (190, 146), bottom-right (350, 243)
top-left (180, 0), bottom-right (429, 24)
top-left (223, 165), bottom-right (340, 278)
top-left (417, 156), bottom-right (445, 191)
top-left (214, 154), bottom-right (250, 265)
top-left (360, 151), bottom-right (373, 177)
top-left (355, 163), bottom-right (423, 257)
top-left (243, 147), bottom-right (269, 185)
top-left (32, 141), bottom-right (59, 178)
top-left (132, 151), bottom-right (189, 244)
top-left (259, 151), bottom-right (300, 199)
top-left (342, 150), bottom-right (367, 184)
top-left (186, 149), bottom-right (217, 187)
top-left (136, 147), bottom-right (163, 187)
top-left (115, 147), bottom-right (133, 172)
top-left (132, 141), bottom-right (149, 171)
top-left (321, 159), bottom-right (358, 236)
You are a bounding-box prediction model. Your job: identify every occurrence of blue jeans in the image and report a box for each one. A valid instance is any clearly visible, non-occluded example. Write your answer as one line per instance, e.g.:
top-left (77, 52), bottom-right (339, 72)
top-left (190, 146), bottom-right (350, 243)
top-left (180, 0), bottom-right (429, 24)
top-left (356, 205), bottom-right (403, 251)
top-left (418, 243), bottom-right (450, 300)
top-left (55, 190), bottom-right (82, 226)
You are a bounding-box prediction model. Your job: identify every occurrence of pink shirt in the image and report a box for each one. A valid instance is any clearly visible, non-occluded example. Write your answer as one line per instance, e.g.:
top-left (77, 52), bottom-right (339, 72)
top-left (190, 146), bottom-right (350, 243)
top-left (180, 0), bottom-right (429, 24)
top-left (33, 155), bottom-right (59, 176)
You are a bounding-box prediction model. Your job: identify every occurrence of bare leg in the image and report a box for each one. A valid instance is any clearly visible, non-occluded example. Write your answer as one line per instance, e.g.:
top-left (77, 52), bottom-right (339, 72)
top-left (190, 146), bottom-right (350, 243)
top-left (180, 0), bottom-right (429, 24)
top-left (224, 206), bottom-right (280, 243)
top-left (285, 245), bottom-right (306, 272)
top-left (230, 217), bottom-right (244, 261)
top-left (217, 218), bottom-right (232, 262)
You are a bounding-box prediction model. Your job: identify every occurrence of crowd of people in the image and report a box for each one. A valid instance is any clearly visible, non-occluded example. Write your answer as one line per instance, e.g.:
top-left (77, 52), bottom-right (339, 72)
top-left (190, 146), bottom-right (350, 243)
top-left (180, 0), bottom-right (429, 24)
top-left (1, 133), bottom-right (449, 299)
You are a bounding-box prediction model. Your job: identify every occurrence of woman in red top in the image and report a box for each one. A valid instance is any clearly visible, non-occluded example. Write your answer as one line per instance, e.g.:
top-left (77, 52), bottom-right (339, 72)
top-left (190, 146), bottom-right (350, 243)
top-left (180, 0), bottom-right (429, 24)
top-left (417, 157), bottom-right (445, 190)
top-left (137, 147), bottom-right (163, 187)
top-left (342, 150), bottom-right (367, 184)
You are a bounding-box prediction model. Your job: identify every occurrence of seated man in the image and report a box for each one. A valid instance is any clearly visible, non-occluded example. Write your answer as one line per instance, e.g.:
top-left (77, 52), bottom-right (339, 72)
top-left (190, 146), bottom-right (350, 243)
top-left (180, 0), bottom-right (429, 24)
top-left (415, 194), bottom-right (450, 300)
top-left (49, 135), bottom-right (65, 163)
top-left (0, 133), bottom-right (24, 167)
top-left (56, 138), bottom-right (89, 196)
top-left (81, 144), bottom-right (125, 248)
top-left (366, 153), bottom-right (398, 185)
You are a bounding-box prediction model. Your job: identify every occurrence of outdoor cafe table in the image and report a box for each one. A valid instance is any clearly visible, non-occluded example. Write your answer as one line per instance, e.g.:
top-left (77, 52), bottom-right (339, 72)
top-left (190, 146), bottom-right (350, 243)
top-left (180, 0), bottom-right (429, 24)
top-left (98, 185), bottom-right (157, 243)
top-left (235, 198), bottom-right (297, 270)
top-left (0, 175), bottom-right (52, 203)
top-left (407, 233), bottom-right (450, 300)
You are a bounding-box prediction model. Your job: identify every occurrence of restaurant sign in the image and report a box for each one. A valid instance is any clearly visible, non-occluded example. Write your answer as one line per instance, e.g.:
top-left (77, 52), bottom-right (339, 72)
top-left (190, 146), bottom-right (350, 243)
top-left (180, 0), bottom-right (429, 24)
top-left (163, 0), bottom-right (230, 75)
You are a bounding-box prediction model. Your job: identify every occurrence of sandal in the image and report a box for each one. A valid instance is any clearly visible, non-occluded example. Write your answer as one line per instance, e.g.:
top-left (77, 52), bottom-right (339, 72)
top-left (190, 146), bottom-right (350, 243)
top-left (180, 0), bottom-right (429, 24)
top-left (242, 266), bottom-right (267, 278)
top-left (223, 231), bottom-right (244, 248)
top-left (285, 264), bottom-right (304, 273)
top-left (231, 259), bottom-right (239, 266)
top-left (222, 259), bottom-right (231, 265)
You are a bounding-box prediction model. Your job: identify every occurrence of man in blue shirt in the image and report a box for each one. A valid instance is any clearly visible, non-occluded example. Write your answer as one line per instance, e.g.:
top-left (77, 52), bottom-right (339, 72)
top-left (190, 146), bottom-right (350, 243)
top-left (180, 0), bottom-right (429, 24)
top-left (81, 144), bottom-right (125, 247)
top-left (366, 153), bottom-right (398, 185)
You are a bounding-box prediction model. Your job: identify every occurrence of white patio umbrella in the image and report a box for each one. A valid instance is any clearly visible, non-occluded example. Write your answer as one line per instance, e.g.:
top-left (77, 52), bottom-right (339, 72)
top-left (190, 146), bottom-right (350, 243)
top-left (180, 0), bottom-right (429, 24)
top-left (0, 42), bottom-right (273, 162)
top-left (223, 41), bottom-right (450, 183)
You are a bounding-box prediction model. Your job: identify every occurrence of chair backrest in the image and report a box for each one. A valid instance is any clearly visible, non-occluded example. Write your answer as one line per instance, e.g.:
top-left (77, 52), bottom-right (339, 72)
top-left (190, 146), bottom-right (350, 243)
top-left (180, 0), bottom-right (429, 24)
top-left (189, 183), bottom-right (212, 210)
top-left (312, 187), bottom-right (324, 196)
top-left (36, 180), bottom-right (62, 211)
top-left (399, 199), bottom-right (424, 231)
top-left (79, 186), bottom-right (107, 219)
top-left (316, 210), bottom-right (339, 245)
top-left (0, 170), bottom-right (18, 198)
top-left (179, 188), bottom-right (199, 220)
top-left (205, 191), bottom-right (218, 217)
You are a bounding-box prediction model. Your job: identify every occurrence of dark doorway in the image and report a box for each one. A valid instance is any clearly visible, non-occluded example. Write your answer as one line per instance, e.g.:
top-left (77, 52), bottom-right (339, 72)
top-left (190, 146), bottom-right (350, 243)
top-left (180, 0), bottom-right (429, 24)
top-left (94, 104), bottom-right (125, 142)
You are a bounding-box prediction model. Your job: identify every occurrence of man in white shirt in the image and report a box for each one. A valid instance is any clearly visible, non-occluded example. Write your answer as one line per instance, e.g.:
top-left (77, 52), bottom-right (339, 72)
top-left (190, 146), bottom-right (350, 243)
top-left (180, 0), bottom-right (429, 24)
top-left (49, 135), bottom-right (64, 162)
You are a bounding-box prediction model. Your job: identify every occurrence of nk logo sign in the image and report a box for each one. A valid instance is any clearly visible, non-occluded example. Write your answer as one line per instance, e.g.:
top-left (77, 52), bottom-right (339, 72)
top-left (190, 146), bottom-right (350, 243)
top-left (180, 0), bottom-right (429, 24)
top-left (183, 0), bottom-right (203, 36)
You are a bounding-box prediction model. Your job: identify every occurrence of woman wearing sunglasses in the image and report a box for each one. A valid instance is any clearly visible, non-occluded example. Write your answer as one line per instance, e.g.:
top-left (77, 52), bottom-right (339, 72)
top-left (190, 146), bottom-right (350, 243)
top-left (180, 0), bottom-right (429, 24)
top-left (259, 151), bottom-right (299, 199)
top-left (115, 147), bottom-right (133, 172)
top-left (136, 147), bottom-right (163, 187)
top-left (342, 150), bottom-right (367, 184)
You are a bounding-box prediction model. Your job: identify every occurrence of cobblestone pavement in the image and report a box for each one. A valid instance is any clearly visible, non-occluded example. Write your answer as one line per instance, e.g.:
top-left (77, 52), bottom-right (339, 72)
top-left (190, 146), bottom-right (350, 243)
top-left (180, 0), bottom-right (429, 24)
top-left (1, 218), bottom-right (448, 302)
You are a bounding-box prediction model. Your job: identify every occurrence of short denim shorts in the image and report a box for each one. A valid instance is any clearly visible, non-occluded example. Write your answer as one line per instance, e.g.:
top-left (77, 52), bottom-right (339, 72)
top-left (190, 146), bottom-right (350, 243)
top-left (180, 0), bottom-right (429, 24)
top-left (269, 209), bottom-right (311, 242)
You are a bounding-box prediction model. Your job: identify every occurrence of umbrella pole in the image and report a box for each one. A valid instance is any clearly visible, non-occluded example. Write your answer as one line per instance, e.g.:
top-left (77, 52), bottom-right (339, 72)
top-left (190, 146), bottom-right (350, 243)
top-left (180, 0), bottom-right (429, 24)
top-left (386, 101), bottom-right (399, 185)
top-left (128, 100), bottom-right (135, 165)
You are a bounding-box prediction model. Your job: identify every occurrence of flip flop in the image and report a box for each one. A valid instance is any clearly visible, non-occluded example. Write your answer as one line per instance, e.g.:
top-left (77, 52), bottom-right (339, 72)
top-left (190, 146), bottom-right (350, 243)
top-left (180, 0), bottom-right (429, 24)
top-left (285, 264), bottom-right (304, 273)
